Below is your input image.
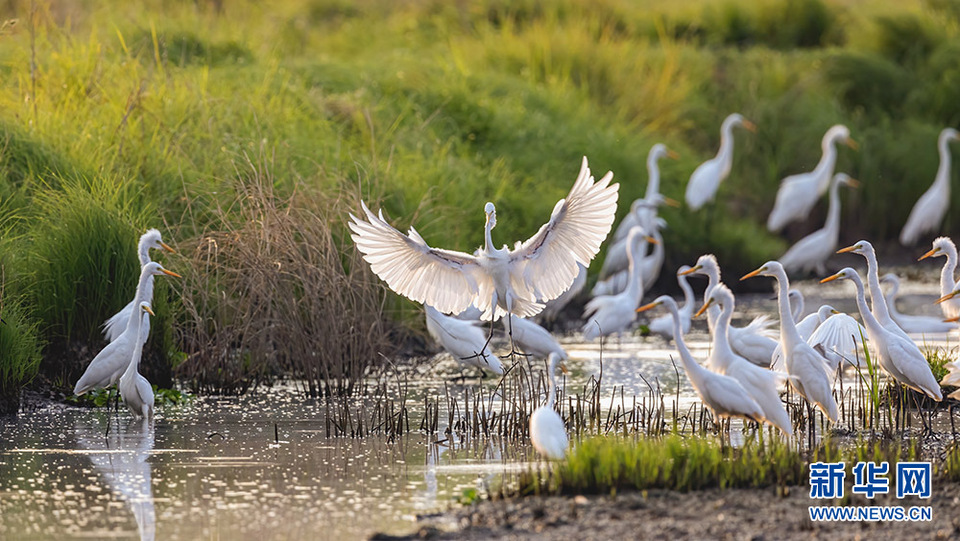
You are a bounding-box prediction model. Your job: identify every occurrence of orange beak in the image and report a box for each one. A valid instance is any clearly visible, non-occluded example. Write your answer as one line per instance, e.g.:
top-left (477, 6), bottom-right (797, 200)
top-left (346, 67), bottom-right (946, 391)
top-left (679, 265), bottom-right (700, 276)
top-left (936, 291), bottom-right (959, 304)
top-left (820, 273), bottom-right (841, 284)
top-left (636, 301), bottom-right (660, 313)
top-left (845, 178), bottom-right (861, 188)
top-left (836, 244), bottom-right (858, 254)
top-left (666, 149), bottom-right (680, 160)
top-left (742, 119), bottom-right (757, 133)
top-left (645, 236), bottom-right (659, 245)
top-left (740, 268), bottom-right (763, 281)
top-left (662, 197), bottom-right (680, 208)
top-left (919, 248), bottom-right (939, 261)
top-left (944, 316), bottom-right (960, 323)
top-left (694, 299), bottom-right (713, 319)
top-left (846, 138), bottom-right (859, 151)
top-left (161, 269), bottom-right (182, 278)
top-left (160, 241), bottom-right (176, 254)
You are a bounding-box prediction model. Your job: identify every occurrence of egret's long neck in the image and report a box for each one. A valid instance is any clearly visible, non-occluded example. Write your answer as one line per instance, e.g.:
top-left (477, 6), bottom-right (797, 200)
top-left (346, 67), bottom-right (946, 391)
top-left (883, 280), bottom-right (900, 318)
top-left (935, 134), bottom-right (954, 190)
top-left (716, 121), bottom-right (736, 167)
top-left (863, 249), bottom-right (892, 323)
top-left (668, 302), bottom-right (705, 383)
top-left (138, 242), bottom-right (152, 267)
top-left (773, 268), bottom-right (802, 347)
top-left (123, 312), bottom-right (147, 381)
top-left (823, 178), bottom-right (843, 240)
top-left (646, 155), bottom-right (661, 199)
top-left (678, 275), bottom-right (694, 312)
top-left (942, 244), bottom-right (959, 295)
top-left (625, 238), bottom-right (647, 302)
top-left (711, 300), bottom-right (737, 368)
top-left (126, 271), bottom-right (155, 333)
top-left (704, 267), bottom-right (721, 331)
top-left (546, 362), bottom-right (558, 410)
top-left (483, 219), bottom-right (494, 253)
top-left (813, 138), bottom-right (839, 192)
top-left (849, 275), bottom-right (885, 338)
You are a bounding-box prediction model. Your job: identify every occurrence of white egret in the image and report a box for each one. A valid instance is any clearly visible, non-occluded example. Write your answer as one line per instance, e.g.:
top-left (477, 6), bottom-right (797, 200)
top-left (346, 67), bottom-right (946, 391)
top-left (582, 228), bottom-right (653, 340)
top-left (638, 296), bottom-right (766, 424)
top-left (74, 262), bottom-right (181, 395)
top-left (537, 263), bottom-right (587, 323)
top-left (612, 143), bottom-right (679, 242)
top-left (880, 273), bottom-right (956, 334)
top-left (741, 261), bottom-right (839, 422)
top-left (349, 157), bottom-right (618, 328)
top-left (682, 254), bottom-right (778, 367)
top-left (900, 128), bottom-right (960, 245)
top-left (788, 289), bottom-right (805, 323)
top-left (940, 361), bottom-right (960, 400)
top-left (697, 284), bottom-right (793, 435)
top-left (103, 229), bottom-right (175, 343)
top-left (601, 198), bottom-right (667, 279)
top-left (767, 125), bottom-right (857, 232)
top-left (119, 302), bottom-right (156, 419)
top-left (806, 306), bottom-right (866, 372)
top-left (529, 352), bottom-right (568, 460)
top-left (594, 215), bottom-right (664, 295)
top-left (424, 305), bottom-right (503, 375)
top-left (771, 304), bottom-right (838, 371)
top-left (821, 268), bottom-right (942, 400)
top-left (685, 113), bottom-right (756, 210)
top-left (918, 236), bottom-right (960, 320)
top-left (778, 173), bottom-right (859, 275)
top-left (506, 316), bottom-right (568, 360)
top-left (836, 240), bottom-right (912, 342)
top-left (646, 265), bottom-right (695, 342)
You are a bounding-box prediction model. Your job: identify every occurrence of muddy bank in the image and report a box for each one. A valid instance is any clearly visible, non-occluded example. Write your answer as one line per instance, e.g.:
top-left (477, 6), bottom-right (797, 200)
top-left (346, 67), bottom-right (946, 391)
top-left (384, 483), bottom-right (960, 540)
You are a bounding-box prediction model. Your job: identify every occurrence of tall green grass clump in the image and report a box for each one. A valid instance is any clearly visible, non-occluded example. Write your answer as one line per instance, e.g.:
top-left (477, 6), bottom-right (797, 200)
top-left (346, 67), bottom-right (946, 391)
top-left (24, 176), bottom-right (148, 379)
top-left (0, 296), bottom-right (43, 413)
top-left (554, 435), bottom-right (804, 494)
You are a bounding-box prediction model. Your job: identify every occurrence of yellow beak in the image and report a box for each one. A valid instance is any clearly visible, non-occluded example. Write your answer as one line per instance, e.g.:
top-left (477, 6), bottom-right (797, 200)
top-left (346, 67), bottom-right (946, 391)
top-left (161, 269), bottom-right (182, 278)
top-left (944, 316), bottom-right (960, 323)
top-left (662, 197), bottom-right (680, 207)
top-left (919, 248), bottom-right (939, 261)
top-left (820, 273), bottom-right (841, 284)
top-left (845, 178), bottom-right (861, 188)
top-left (679, 265), bottom-right (700, 276)
top-left (936, 291), bottom-right (959, 304)
top-left (142, 304), bottom-right (156, 316)
top-left (560, 363), bottom-right (569, 375)
top-left (160, 241), bottom-right (176, 254)
top-left (740, 267), bottom-right (763, 281)
top-left (742, 119), bottom-right (757, 133)
top-left (694, 299), bottom-right (713, 319)
top-left (846, 138), bottom-right (859, 151)
top-left (666, 149), bottom-right (680, 160)
top-left (836, 244), bottom-right (858, 254)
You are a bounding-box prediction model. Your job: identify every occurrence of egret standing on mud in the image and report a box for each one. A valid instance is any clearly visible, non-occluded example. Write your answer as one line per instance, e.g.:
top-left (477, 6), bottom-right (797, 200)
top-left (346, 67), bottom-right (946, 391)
top-left (349, 157), bottom-right (619, 337)
top-left (530, 352), bottom-right (569, 460)
top-left (103, 229), bottom-right (175, 344)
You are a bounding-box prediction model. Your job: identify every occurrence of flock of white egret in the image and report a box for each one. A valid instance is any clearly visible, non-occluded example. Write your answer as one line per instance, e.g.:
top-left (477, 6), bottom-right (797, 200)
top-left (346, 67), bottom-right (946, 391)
top-left (349, 114), bottom-right (960, 460)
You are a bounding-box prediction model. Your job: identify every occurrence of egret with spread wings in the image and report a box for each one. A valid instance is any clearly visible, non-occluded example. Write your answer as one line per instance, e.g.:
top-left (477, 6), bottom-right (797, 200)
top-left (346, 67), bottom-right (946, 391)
top-left (349, 157), bottom-right (619, 327)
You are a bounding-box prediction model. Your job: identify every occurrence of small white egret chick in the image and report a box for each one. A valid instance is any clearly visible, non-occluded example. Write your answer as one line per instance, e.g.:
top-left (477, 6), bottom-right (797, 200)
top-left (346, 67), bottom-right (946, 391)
top-left (529, 353), bottom-right (569, 460)
top-left (350, 157), bottom-right (619, 324)
top-left (74, 262), bottom-right (181, 395)
top-left (506, 316), bottom-right (568, 360)
top-left (103, 229), bottom-right (175, 343)
top-left (582, 228), bottom-right (654, 340)
top-left (767, 125), bottom-right (857, 232)
top-left (900, 128), bottom-right (960, 245)
top-left (742, 261), bottom-right (839, 422)
top-left (119, 302), bottom-right (156, 419)
top-left (638, 296), bottom-right (765, 424)
top-left (682, 254), bottom-right (777, 367)
top-left (425, 305), bottom-right (503, 375)
top-left (696, 284), bottom-right (793, 435)
top-left (646, 265), bottom-right (695, 342)
top-left (612, 143), bottom-right (679, 242)
top-left (821, 268), bottom-right (942, 400)
top-left (880, 273), bottom-right (956, 334)
top-left (918, 236), bottom-right (960, 320)
top-left (779, 173), bottom-right (859, 275)
top-left (685, 113), bottom-right (756, 210)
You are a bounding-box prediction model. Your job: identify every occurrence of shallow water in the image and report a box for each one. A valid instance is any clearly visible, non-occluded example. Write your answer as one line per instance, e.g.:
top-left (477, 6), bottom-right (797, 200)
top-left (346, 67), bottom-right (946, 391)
top-left (1, 277), bottom-right (957, 540)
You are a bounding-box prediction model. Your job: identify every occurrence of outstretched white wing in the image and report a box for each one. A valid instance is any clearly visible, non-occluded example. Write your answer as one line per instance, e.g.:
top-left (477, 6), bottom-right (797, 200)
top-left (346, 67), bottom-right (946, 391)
top-left (808, 313), bottom-right (865, 369)
top-left (349, 201), bottom-right (481, 315)
top-left (510, 157), bottom-right (619, 302)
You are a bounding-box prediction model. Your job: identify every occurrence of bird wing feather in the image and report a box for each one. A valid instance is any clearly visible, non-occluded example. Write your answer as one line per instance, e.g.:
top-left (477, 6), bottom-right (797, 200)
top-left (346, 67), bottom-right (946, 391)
top-left (510, 157), bottom-right (619, 303)
top-left (350, 201), bottom-right (481, 315)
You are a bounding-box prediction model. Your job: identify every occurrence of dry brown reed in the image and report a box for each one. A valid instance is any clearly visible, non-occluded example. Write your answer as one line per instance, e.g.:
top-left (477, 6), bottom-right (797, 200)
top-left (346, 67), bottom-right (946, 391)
top-left (174, 154), bottom-right (396, 395)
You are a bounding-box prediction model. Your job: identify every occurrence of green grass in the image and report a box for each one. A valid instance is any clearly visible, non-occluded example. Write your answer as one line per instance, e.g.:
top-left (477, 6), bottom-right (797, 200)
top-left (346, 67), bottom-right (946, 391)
top-left (3, 0), bottom-right (960, 401)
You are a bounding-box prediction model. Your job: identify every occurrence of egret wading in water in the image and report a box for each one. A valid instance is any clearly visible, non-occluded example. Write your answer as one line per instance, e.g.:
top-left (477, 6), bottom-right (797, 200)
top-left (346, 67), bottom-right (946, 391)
top-left (638, 296), bottom-right (766, 425)
top-left (685, 113), bottom-right (756, 211)
top-left (778, 173), bottom-right (859, 275)
top-left (646, 265), bottom-right (695, 342)
top-left (506, 316), bottom-right (568, 361)
top-left (767, 125), bottom-right (857, 232)
top-left (771, 305), bottom-right (842, 371)
top-left (918, 236), bottom-right (960, 320)
top-left (119, 302), bottom-right (156, 419)
top-left (74, 262), bottom-right (181, 396)
top-left (900, 128), bottom-right (960, 245)
top-left (349, 157), bottom-right (619, 349)
top-left (742, 261), bottom-right (839, 423)
top-left (821, 268), bottom-right (943, 401)
top-left (696, 284), bottom-right (793, 435)
top-left (612, 143), bottom-right (679, 242)
top-left (424, 305), bottom-right (503, 376)
top-left (529, 352), bottom-right (569, 460)
top-left (880, 273), bottom-right (956, 334)
top-left (582, 227), bottom-right (655, 341)
top-left (682, 254), bottom-right (777, 367)
top-left (103, 229), bottom-right (175, 344)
